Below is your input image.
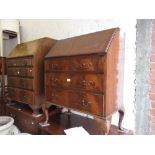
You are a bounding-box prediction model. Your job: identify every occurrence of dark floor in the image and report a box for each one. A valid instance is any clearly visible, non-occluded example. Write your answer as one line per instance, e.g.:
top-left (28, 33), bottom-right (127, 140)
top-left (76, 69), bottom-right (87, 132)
top-left (39, 112), bottom-right (133, 135)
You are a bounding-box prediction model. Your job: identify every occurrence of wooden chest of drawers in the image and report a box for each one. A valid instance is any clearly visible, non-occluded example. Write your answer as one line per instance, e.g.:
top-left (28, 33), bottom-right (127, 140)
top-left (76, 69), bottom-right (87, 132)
top-left (6, 38), bottom-right (57, 116)
top-left (44, 28), bottom-right (124, 134)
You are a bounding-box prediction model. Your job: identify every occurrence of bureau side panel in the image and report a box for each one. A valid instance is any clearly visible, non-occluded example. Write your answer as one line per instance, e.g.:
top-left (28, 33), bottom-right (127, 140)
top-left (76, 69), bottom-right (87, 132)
top-left (104, 31), bottom-right (120, 116)
top-left (33, 41), bottom-right (56, 107)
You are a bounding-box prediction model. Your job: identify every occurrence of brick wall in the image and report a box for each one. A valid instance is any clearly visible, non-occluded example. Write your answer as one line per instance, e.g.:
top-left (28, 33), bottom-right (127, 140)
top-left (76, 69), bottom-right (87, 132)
top-left (135, 19), bottom-right (155, 134)
top-left (150, 20), bottom-right (155, 134)
top-left (135, 20), bottom-right (152, 134)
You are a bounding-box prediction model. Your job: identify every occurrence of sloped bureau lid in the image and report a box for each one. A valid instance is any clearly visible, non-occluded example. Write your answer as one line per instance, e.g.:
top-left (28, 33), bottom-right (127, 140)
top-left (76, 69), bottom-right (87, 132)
top-left (45, 28), bottom-right (120, 58)
top-left (8, 37), bottom-right (57, 58)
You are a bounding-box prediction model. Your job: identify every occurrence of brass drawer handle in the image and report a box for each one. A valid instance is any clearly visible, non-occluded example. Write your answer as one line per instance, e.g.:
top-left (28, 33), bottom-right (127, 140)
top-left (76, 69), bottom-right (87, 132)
top-left (81, 80), bottom-right (95, 86)
top-left (50, 64), bottom-right (58, 69)
top-left (79, 63), bottom-right (92, 69)
top-left (81, 99), bottom-right (92, 107)
top-left (51, 77), bottom-right (58, 82)
top-left (51, 94), bottom-right (58, 99)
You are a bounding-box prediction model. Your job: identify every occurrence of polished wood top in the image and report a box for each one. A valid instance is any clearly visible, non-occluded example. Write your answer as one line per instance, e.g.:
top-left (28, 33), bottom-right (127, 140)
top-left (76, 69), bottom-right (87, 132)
top-left (8, 37), bottom-right (57, 58)
top-left (45, 28), bottom-right (120, 58)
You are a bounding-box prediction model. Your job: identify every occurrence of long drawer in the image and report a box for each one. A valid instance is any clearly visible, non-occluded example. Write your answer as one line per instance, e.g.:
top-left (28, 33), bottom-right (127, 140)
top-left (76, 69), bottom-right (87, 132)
top-left (45, 73), bottom-right (103, 92)
top-left (8, 77), bottom-right (34, 90)
top-left (46, 87), bottom-right (103, 116)
top-left (45, 55), bottom-right (105, 73)
top-left (7, 67), bottom-right (34, 77)
top-left (7, 58), bottom-right (33, 67)
top-left (8, 87), bottom-right (34, 105)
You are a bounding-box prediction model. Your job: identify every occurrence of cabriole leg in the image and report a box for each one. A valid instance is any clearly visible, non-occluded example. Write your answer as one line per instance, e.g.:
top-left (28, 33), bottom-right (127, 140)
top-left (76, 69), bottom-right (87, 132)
top-left (95, 117), bottom-right (112, 135)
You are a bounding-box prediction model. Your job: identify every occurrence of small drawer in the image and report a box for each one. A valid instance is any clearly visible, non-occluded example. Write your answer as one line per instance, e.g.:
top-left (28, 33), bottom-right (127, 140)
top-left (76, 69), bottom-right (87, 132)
top-left (7, 67), bottom-right (34, 77)
top-left (7, 58), bottom-right (33, 67)
top-left (8, 77), bottom-right (34, 90)
top-left (8, 88), bottom-right (34, 105)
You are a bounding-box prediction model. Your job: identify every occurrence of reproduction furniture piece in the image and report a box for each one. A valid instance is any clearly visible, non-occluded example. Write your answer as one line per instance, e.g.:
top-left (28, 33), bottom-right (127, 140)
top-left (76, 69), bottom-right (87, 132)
top-left (6, 38), bottom-right (57, 116)
top-left (43, 28), bottom-right (125, 134)
top-left (5, 102), bottom-right (60, 134)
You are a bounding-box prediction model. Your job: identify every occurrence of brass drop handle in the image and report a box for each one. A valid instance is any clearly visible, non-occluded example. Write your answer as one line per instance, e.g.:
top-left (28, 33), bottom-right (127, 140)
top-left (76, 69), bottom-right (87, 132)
top-left (51, 64), bottom-right (58, 69)
top-left (51, 94), bottom-right (58, 99)
top-left (79, 63), bottom-right (92, 69)
top-left (23, 94), bottom-right (27, 98)
top-left (51, 77), bottom-right (58, 82)
top-left (81, 99), bottom-right (92, 107)
top-left (81, 80), bottom-right (95, 86)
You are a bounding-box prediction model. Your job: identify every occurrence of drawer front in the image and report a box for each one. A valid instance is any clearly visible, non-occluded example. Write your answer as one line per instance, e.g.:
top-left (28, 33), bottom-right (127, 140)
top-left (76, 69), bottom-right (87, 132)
top-left (8, 77), bottom-right (33, 90)
top-left (8, 88), bottom-right (34, 105)
top-left (46, 73), bottom-right (103, 92)
top-left (7, 67), bottom-right (34, 77)
top-left (69, 91), bottom-right (103, 116)
top-left (46, 88), bottom-right (103, 116)
top-left (45, 55), bottom-right (102, 72)
top-left (45, 58), bottom-right (68, 72)
top-left (46, 87), bottom-right (68, 107)
top-left (7, 58), bottom-right (33, 67)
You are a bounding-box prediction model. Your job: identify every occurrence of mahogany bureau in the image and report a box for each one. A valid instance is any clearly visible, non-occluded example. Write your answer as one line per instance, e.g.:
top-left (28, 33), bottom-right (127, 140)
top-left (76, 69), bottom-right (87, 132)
top-left (6, 38), bottom-right (57, 116)
top-left (43, 28), bottom-right (124, 134)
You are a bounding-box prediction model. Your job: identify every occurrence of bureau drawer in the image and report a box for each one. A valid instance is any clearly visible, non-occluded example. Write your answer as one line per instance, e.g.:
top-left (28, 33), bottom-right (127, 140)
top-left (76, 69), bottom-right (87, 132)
top-left (7, 58), bottom-right (33, 67)
top-left (45, 55), bottom-right (102, 72)
top-left (46, 73), bottom-right (103, 92)
top-left (46, 87), bottom-right (68, 107)
top-left (7, 67), bottom-right (34, 77)
top-left (69, 91), bottom-right (103, 116)
top-left (45, 87), bottom-right (103, 116)
top-left (8, 77), bottom-right (34, 90)
top-left (8, 88), bottom-right (34, 105)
